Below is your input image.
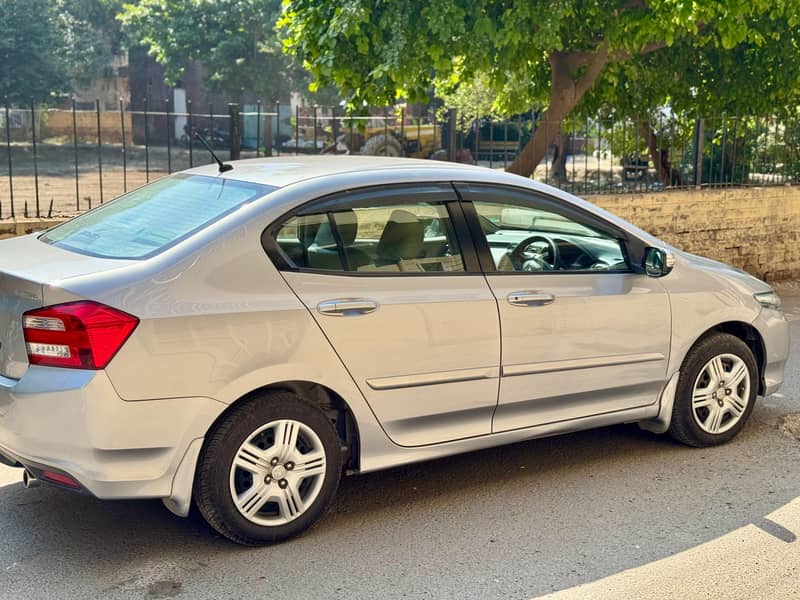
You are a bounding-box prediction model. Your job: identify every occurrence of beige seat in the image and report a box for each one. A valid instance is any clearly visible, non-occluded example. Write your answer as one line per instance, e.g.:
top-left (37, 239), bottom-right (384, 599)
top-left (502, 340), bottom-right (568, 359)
top-left (374, 210), bottom-right (425, 267)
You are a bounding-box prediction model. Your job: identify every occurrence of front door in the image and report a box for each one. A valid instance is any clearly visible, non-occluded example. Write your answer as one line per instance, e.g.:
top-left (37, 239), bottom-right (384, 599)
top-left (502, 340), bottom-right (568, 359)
top-left (268, 184), bottom-right (501, 447)
top-left (456, 183), bottom-right (671, 433)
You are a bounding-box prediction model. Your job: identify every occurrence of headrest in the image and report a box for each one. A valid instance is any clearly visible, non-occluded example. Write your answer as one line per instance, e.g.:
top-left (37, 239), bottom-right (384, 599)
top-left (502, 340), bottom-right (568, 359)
top-left (311, 209), bottom-right (359, 247)
top-left (376, 210), bottom-right (424, 261)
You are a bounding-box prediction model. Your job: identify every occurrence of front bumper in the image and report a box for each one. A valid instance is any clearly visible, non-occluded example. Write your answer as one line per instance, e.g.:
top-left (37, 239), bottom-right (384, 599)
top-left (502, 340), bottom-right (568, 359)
top-left (0, 366), bottom-right (223, 500)
top-left (753, 306), bottom-right (790, 396)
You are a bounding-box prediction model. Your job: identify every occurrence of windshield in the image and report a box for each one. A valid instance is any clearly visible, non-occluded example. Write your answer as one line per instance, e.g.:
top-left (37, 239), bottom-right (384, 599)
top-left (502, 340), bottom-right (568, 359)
top-left (40, 174), bottom-right (275, 259)
top-left (480, 207), bottom-right (602, 238)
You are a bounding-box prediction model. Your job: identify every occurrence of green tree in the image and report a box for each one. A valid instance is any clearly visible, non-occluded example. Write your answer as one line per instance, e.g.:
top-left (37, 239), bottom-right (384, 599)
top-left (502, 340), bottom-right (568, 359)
top-left (279, 0), bottom-right (800, 176)
top-left (584, 14), bottom-right (800, 185)
top-left (0, 0), bottom-right (69, 104)
top-left (58, 0), bottom-right (126, 86)
top-left (0, 0), bottom-right (125, 105)
top-left (119, 0), bottom-right (308, 102)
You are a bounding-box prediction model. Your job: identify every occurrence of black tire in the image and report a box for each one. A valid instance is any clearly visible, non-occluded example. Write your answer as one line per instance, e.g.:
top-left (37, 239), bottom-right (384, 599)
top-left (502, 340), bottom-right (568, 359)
top-left (362, 134), bottom-right (404, 157)
top-left (668, 333), bottom-right (758, 447)
top-left (194, 391), bottom-right (343, 546)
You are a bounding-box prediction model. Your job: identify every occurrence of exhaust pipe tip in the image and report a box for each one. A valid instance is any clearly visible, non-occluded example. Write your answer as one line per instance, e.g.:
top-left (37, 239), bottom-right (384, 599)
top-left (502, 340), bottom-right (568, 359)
top-left (22, 470), bottom-right (40, 489)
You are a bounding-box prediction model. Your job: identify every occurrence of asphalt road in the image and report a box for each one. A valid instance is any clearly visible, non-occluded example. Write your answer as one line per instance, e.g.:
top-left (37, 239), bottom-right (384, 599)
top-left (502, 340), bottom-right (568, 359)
top-left (1, 285), bottom-right (800, 600)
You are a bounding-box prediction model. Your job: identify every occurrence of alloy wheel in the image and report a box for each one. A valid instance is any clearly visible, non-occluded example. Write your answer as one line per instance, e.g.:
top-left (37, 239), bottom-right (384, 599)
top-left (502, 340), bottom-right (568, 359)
top-left (691, 353), bottom-right (751, 435)
top-left (229, 419), bottom-right (327, 526)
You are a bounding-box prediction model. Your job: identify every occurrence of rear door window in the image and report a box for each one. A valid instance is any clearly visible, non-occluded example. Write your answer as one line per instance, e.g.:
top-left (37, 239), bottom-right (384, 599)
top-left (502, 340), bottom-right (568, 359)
top-left (40, 174), bottom-right (275, 259)
top-left (273, 202), bottom-right (465, 273)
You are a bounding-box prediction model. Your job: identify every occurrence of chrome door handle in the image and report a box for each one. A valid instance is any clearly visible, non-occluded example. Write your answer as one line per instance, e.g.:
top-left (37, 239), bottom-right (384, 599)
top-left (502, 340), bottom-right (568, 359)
top-left (507, 291), bottom-right (555, 307)
top-left (317, 299), bottom-right (379, 316)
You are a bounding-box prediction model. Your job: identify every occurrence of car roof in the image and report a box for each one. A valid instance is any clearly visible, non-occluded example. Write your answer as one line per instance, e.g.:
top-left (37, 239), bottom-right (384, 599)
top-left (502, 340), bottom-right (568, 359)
top-left (180, 156), bottom-right (663, 249)
top-left (182, 155), bottom-right (496, 188)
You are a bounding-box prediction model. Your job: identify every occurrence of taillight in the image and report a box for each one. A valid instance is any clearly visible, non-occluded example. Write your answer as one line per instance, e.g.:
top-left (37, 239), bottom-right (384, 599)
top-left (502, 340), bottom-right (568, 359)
top-left (22, 301), bottom-right (139, 369)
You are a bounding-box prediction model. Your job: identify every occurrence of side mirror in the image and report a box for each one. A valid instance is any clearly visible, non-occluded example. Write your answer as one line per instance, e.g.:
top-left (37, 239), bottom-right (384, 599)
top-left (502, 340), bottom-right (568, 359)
top-left (644, 247), bottom-right (675, 277)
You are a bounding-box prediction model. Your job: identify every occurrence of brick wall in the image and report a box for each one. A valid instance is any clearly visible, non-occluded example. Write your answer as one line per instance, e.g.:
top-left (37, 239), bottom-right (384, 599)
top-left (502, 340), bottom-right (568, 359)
top-left (1, 186), bottom-right (798, 282)
top-left (591, 186), bottom-right (800, 282)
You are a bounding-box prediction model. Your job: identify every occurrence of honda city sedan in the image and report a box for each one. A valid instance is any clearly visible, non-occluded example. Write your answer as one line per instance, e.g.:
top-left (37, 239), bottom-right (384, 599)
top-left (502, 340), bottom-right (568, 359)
top-left (0, 156), bottom-right (789, 545)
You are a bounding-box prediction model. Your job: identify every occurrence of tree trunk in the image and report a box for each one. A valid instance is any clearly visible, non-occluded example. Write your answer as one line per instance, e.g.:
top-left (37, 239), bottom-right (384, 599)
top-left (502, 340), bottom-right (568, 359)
top-left (508, 47), bottom-right (609, 177)
top-left (640, 120), bottom-right (683, 187)
top-left (550, 130), bottom-right (570, 183)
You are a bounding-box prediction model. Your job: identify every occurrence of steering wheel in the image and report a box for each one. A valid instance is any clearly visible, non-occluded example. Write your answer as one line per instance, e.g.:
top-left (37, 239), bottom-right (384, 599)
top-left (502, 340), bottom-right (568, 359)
top-left (509, 235), bottom-right (560, 271)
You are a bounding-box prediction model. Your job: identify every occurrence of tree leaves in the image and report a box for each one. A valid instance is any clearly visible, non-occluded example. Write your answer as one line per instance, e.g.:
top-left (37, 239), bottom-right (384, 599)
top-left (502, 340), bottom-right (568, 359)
top-left (280, 0), bottom-right (800, 115)
top-left (119, 0), bottom-right (306, 101)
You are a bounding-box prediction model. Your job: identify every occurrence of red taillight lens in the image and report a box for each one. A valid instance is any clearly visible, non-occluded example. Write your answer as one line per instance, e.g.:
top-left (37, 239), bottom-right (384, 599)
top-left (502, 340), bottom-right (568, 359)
top-left (22, 301), bottom-right (139, 369)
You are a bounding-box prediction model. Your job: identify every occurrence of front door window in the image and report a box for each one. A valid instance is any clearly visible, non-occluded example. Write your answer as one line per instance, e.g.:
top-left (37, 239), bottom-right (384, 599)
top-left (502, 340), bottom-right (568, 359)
top-left (472, 201), bottom-right (630, 273)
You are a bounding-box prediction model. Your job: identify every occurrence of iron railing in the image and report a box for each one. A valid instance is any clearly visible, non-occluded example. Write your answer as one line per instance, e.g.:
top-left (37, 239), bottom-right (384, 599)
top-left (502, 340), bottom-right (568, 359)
top-left (1, 100), bottom-right (798, 219)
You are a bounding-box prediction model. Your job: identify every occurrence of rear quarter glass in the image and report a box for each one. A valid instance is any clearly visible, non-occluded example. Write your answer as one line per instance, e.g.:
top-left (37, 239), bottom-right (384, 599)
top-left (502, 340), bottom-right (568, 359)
top-left (39, 174), bottom-right (276, 260)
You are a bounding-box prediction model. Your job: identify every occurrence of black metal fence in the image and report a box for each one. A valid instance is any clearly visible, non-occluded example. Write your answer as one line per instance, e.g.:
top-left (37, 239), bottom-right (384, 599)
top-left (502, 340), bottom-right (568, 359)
top-left (1, 100), bottom-right (798, 219)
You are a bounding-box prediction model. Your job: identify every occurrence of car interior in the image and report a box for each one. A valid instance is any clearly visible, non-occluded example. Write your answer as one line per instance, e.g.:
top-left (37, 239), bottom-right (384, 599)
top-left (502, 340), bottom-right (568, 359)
top-left (476, 205), bottom-right (630, 272)
top-left (275, 200), bottom-right (629, 274)
top-left (277, 205), bottom-right (466, 273)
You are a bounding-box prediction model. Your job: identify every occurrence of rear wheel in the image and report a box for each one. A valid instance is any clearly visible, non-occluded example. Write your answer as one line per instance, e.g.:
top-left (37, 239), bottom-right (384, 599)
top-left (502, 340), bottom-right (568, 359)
top-left (668, 333), bottom-right (757, 447)
top-left (194, 392), bottom-right (342, 545)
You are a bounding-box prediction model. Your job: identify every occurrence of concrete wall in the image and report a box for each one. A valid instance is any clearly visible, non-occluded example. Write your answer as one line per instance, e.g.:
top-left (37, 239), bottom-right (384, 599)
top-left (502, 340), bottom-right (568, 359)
top-left (1, 186), bottom-right (798, 282)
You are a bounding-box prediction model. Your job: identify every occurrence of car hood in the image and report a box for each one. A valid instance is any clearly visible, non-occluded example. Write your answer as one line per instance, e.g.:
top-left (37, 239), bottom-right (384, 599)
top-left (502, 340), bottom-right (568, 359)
top-left (676, 250), bottom-right (772, 293)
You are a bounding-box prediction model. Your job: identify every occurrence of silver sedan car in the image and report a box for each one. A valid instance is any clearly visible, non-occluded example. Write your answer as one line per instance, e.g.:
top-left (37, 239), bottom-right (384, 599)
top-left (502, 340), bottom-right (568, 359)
top-left (0, 157), bottom-right (789, 545)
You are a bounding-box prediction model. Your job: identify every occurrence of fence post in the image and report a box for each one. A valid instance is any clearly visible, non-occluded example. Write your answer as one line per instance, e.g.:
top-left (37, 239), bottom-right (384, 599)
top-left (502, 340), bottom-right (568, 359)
top-left (383, 106), bottom-right (389, 155)
top-left (256, 100), bottom-right (262, 157)
top-left (264, 109), bottom-right (273, 157)
top-left (313, 105), bottom-right (318, 152)
top-left (228, 103), bottom-right (241, 161)
top-left (119, 98), bottom-right (127, 193)
top-left (165, 96), bottom-right (172, 174)
top-left (95, 99), bottom-right (104, 204)
top-left (143, 96), bottom-right (150, 182)
top-left (447, 108), bottom-right (457, 162)
top-left (331, 106), bottom-right (339, 153)
top-left (5, 102), bottom-right (14, 218)
top-left (693, 117), bottom-right (704, 188)
top-left (275, 100), bottom-right (281, 156)
top-left (31, 101), bottom-right (40, 217)
top-left (187, 99), bottom-right (193, 167)
top-left (295, 104), bottom-right (300, 155)
top-left (72, 99), bottom-right (79, 211)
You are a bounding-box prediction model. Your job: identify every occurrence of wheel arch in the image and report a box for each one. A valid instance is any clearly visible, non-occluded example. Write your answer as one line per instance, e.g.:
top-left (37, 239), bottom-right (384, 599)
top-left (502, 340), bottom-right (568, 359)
top-left (641, 319), bottom-right (766, 437)
top-left (206, 380), bottom-right (362, 473)
top-left (689, 321), bottom-right (766, 394)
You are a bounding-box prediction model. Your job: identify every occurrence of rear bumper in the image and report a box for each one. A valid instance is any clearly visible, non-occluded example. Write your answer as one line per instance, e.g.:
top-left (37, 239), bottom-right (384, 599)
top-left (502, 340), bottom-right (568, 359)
top-left (0, 367), bottom-right (223, 500)
top-left (753, 307), bottom-right (790, 396)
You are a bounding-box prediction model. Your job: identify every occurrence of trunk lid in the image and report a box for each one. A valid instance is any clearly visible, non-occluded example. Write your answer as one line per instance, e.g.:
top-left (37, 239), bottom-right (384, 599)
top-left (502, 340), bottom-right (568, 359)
top-left (0, 234), bottom-right (131, 379)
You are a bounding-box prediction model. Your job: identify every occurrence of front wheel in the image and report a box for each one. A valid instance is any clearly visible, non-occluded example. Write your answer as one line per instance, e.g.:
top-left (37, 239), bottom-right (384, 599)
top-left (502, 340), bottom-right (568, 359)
top-left (668, 333), bottom-right (758, 447)
top-left (194, 392), bottom-right (343, 545)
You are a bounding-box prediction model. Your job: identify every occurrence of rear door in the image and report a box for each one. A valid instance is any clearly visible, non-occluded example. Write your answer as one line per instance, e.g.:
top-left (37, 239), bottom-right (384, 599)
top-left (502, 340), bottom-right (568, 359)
top-left (265, 184), bottom-right (501, 447)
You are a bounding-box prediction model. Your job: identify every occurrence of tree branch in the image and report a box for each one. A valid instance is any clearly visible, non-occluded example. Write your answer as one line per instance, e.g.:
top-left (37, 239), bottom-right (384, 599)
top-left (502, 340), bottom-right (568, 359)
top-left (550, 48), bottom-right (601, 72)
top-left (611, 40), bottom-right (666, 62)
